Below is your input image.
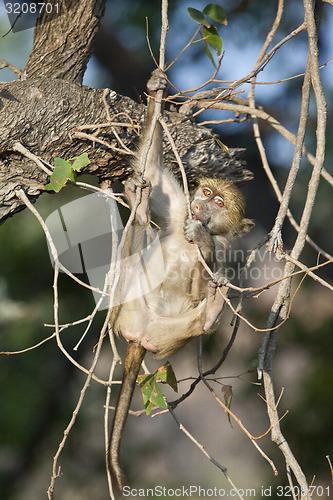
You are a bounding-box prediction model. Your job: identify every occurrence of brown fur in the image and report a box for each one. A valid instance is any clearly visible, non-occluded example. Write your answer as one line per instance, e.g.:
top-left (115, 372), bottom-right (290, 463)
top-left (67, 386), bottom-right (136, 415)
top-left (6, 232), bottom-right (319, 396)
top-left (107, 70), bottom-right (253, 496)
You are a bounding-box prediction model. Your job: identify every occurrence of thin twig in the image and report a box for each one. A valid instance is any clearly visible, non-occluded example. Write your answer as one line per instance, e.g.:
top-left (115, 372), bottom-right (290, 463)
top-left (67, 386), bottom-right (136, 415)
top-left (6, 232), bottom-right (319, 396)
top-left (169, 319), bottom-right (240, 408)
top-left (15, 188), bottom-right (110, 295)
top-left (326, 455), bottom-right (333, 483)
top-left (48, 266), bottom-right (111, 498)
top-left (178, 23), bottom-right (306, 117)
top-left (13, 142), bottom-right (53, 175)
top-left (258, 2), bottom-right (327, 497)
top-left (165, 25), bottom-right (201, 71)
top-left (167, 405), bottom-right (246, 500)
top-left (0, 57), bottom-right (24, 78)
top-left (267, 58), bottom-right (311, 253)
top-left (197, 339), bottom-right (278, 476)
top-left (105, 2), bottom-right (170, 497)
top-left (72, 130), bottom-right (135, 156)
top-left (159, 117), bottom-right (191, 217)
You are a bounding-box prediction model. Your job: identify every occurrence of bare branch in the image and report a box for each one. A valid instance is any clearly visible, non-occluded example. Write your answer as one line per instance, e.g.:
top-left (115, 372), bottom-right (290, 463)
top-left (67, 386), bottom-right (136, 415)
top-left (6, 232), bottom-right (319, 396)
top-left (197, 339), bottom-right (278, 476)
top-left (167, 404), bottom-right (247, 500)
top-left (258, 1), bottom-right (328, 496)
top-left (267, 59), bottom-right (311, 252)
top-left (0, 57), bottom-right (24, 79)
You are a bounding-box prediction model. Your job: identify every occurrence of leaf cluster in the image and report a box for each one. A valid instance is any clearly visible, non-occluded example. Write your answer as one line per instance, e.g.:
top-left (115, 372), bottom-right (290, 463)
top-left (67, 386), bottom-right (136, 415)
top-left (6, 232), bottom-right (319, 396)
top-left (44, 153), bottom-right (90, 193)
top-left (188, 3), bottom-right (227, 66)
top-left (137, 362), bottom-right (178, 415)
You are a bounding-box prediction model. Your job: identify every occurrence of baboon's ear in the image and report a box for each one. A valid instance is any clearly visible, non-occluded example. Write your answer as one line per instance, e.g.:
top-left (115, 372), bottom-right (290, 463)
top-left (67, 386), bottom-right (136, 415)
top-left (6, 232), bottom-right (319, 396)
top-left (238, 218), bottom-right (255, 236)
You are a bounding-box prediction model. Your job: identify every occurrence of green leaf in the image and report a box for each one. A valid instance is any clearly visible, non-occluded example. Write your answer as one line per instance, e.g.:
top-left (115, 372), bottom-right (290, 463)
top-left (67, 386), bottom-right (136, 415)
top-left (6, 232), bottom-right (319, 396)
top-left (43, 153), bottom-right (90, 193)
top-left (222, 384), bottom-right (233, 409)
top-left (44, 158), bottom-right (75, 193)
top-left (188, 7), bottom-right (208, 25)
top-left (203, 36), bottom-right (216, 68)
top-left (138, 364), bottom-right (178, 415)
top-left (138, 374), bottom-right (167, 415)
top-left (71, 152), bottom-right (90, 172)
top-left (213, 135), bottom-right (232, 157)
top-left (203, 3), bottom-right (227, 25)
top-left (138, 374), bottom-right (154, 415)
top-left (203, 25), bottom-right (222, 56)
top-left (150, 380), bottom-right (167, 408)
top-left (137, 374), bottom-right (154, 392)
top-left (155, 362), bottom-right (178, 392)
top-left (222, 384), bottom-right (233, 427)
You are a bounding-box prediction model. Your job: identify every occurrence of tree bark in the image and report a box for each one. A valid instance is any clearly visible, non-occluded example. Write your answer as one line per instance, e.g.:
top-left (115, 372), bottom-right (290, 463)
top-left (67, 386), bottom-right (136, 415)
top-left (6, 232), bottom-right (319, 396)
top-left (24, 0), bottom-right (106, 81)
top-left (0, 77), bottom-right (251, 223)
top-left (0, 0), bottom-right (252, 224)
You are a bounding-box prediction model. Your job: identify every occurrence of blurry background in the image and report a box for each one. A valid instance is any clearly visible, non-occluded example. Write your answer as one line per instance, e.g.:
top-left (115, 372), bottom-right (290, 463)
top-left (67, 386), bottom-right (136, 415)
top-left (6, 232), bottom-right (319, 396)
top-left (0, 1), bottom-right (332, 498)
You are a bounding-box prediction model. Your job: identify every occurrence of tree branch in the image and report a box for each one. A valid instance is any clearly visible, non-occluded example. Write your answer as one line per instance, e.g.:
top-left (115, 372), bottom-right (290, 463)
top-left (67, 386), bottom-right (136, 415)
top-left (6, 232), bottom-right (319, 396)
top-left (25, 0), bottom-right (106, 81)
top-left (0, 78), bottom-right (251, 224)
top-left (258, 1), bottom-right (328, 496)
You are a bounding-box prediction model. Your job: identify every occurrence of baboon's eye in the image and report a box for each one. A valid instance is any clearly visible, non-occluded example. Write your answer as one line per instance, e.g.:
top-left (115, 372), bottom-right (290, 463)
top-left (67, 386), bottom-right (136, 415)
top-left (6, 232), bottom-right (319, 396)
top-left (203, 188), bottom-right (212, 197)
top-left (214, 196), bottom-right (224, 207)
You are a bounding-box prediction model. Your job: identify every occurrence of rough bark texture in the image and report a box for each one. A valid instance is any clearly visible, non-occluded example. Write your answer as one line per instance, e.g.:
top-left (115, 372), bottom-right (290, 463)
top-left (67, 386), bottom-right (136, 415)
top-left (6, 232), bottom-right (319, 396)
top-left (24, 0), bottom-right (106, 82)
top-left (0, 0), bottom-right (252, 225)
top-left (0, 78), bottom-right (252, 224)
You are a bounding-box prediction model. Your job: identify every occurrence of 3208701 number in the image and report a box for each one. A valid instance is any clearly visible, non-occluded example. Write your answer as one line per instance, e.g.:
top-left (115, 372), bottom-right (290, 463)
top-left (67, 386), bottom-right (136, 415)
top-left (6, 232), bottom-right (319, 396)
top-left (277, 485), bottom-right (330, 497)
top-left (5, 3), bottom-right (59, 14)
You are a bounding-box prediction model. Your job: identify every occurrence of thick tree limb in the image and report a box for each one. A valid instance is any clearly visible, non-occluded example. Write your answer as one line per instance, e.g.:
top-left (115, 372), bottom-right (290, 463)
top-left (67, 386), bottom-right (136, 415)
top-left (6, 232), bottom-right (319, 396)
top-left (24, 0), bottom-right (106, 82)
top-left (0, 78), bottom-right (252, 224)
